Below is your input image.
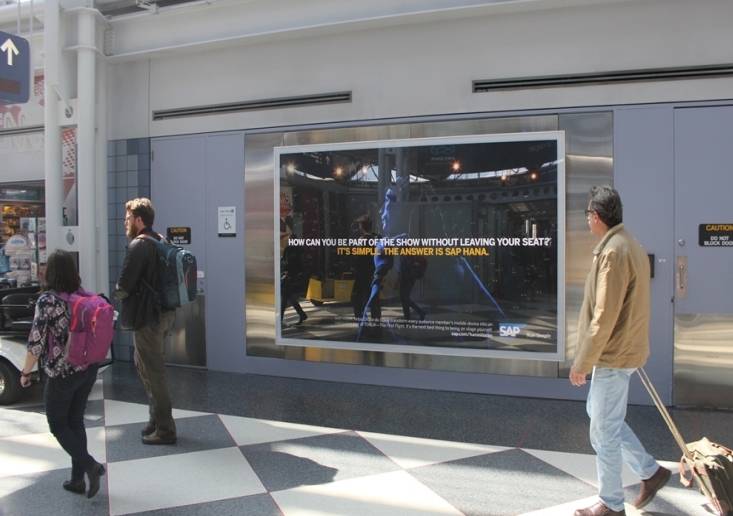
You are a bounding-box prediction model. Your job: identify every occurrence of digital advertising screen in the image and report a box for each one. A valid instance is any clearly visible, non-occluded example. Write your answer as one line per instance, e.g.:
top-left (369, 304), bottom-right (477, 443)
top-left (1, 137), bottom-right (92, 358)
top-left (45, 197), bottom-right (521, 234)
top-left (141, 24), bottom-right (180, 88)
top-left (275, 132), bottom-right (566, 360)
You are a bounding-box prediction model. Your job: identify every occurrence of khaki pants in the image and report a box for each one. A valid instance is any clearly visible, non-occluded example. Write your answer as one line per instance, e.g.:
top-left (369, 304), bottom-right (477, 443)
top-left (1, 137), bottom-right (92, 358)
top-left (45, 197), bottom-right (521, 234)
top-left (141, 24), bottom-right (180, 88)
top-left (133, 310), bottom-right (176, 439)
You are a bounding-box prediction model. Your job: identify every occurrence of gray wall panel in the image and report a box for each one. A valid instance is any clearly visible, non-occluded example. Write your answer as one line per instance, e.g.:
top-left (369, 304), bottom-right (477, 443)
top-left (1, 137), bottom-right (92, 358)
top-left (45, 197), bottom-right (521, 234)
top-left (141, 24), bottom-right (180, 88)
top-left (614, 106), bottom-right (674, 405)
top-left (672, 106), bottom-right (733, 408)
top-left (206, 132), bottom-right (247, 372)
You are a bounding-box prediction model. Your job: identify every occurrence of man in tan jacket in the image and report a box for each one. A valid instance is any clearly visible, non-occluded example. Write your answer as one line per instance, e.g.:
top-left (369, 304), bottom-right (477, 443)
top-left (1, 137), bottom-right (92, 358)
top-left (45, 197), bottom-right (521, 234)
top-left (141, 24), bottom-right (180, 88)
top-left (571, 186), bottom-right (670, 516)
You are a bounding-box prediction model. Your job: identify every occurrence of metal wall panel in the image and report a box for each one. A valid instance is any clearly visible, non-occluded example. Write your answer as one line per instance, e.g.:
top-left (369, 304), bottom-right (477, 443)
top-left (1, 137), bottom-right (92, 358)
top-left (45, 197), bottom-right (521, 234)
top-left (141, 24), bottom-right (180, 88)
top-left (558, 113), bottom-right (614, 377)
top-left (672, 106), bottom-right (733, 408)
top-left (246, 116), bottom-right (595, 377)
top-left (245, 113), bottom-right (614, 379)
top-left (410, 116), bottom-right (557, 139)
top-left (245, 132), bottom-right (285, 358)
top-left (674, 314), bottom-right (733, 408)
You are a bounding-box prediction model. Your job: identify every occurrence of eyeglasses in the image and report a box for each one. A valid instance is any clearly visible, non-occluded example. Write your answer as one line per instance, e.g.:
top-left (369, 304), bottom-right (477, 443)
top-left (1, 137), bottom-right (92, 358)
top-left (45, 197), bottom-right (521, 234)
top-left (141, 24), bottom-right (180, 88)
top-left (584, 209), bottom-right (595, 217)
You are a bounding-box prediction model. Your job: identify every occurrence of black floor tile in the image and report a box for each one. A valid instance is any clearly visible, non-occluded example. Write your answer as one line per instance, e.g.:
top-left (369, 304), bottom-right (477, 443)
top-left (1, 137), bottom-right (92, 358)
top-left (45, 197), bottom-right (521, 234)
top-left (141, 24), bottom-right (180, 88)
top-left (360, 389), bottom-right (541, 448)
top-left (625, 404), bottom-right (684, 462)
top-left (240, 431), bottom-right (400, 492)
top-left (105, 414), bottom-right (235, 463)
top-left (673, 408), bottom-right (733, 448)
top-left (0, 468), bottom-right (108, 515)
top-left (410, 448), bottom-right (598, 516)
top-left (84, 399), bottom-right (106, 428)
top-left (127, 493), bottom-right (283, 516)
top-left (519, 399), bottom-right (594, 454)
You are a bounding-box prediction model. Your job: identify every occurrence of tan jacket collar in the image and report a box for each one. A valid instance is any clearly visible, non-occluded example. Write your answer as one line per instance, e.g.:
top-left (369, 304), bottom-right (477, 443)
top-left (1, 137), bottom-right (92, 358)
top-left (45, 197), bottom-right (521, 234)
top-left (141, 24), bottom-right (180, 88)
top-left (593, 223), bottom-right (625, 256)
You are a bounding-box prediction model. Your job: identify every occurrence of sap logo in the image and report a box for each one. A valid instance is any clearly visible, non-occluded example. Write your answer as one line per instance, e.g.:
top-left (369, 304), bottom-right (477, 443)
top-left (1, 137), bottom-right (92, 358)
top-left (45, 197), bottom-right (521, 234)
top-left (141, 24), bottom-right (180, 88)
top-left (499, 323), bottom-right (526, 338)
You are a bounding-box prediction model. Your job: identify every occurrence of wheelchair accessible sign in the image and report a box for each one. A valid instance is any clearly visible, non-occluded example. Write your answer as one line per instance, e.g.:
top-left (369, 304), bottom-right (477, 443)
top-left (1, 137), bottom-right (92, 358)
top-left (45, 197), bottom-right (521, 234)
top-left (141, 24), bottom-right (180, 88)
top-left (218, 206), bottom-right (236, 237)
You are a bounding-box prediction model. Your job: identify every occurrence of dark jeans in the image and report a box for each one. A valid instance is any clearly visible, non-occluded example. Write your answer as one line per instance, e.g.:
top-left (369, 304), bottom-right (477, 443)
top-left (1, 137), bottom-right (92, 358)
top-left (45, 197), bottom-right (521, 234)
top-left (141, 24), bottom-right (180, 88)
top-left (281, 292), bottom-right (306, 321)
top-left (133, 310), bottom-right (176, 439)
top-left (399, 276), bottom-right (425, 320)
top-left (45, 363), bottom-right (100, 480)
top-left (352, 278), bottom-right (381, 320)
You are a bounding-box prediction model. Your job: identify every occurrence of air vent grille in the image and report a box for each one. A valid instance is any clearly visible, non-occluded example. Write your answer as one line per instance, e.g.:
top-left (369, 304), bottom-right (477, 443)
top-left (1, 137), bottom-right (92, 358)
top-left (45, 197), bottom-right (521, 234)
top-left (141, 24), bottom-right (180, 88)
top-left (153, 91), bottom-right (352, 121)
top-left (473, 64), bottom-right (733, 93)
top-left (0, 125), bottom-right (44, 137)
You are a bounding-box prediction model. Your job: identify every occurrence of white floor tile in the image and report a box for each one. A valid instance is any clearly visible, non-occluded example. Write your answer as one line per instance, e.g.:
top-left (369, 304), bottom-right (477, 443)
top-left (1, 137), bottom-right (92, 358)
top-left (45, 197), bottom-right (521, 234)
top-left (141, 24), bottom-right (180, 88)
top-left (358, 430), bottom-right (509, 469)
top-left (272, 470), bottom-right (463, 516)
top-left (107, 447), bottom-right (265, 515)
top-left (0, 426), bottom-right (105, 478)
top-left (219, 414), bottom-right (345, 446)
top-left (103, 399), bottom-right (210, 427)
top-left (0, 407), bottom-right (49, 438)
top-left (515, 495), bottom-right (646, 516)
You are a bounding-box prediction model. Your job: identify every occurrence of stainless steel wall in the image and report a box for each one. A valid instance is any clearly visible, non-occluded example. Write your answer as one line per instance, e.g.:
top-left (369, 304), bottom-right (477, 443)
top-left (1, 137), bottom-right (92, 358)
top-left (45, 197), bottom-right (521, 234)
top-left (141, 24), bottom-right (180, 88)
top-left (674, 314), bottom-right (733, 407)
top-left (244, 113), bottom-right (614, 379)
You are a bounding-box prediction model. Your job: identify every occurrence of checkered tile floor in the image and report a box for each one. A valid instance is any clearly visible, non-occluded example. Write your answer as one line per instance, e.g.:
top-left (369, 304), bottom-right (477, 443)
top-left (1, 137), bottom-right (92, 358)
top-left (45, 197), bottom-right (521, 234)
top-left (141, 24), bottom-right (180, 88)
top-left (0, 365), bottom-right (724, 515)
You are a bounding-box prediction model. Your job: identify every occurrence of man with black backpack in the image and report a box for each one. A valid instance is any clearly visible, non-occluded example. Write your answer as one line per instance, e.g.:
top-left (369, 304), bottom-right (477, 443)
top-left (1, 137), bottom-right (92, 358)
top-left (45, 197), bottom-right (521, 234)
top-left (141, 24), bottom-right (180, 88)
top-left (114, 198), bottom-right (177, 445)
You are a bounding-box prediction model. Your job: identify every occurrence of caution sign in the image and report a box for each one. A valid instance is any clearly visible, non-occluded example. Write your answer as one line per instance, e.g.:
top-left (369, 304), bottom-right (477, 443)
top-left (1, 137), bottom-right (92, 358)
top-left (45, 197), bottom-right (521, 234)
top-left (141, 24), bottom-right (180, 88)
top-left (699, 224), bottom-right (733, 247)
top-left (167, 227), bottom-right (191, 245)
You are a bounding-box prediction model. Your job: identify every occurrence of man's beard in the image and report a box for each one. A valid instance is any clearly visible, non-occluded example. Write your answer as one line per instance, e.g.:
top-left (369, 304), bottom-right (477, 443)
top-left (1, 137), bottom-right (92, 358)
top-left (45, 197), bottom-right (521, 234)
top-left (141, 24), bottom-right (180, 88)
top-left (126, 224), bottom-right (139, 239)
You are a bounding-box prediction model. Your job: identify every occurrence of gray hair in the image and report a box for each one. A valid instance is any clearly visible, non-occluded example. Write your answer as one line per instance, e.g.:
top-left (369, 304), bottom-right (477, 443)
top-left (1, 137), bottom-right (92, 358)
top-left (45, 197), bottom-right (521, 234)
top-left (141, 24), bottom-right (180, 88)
top-left (589, 186), bottom-right (623, 228)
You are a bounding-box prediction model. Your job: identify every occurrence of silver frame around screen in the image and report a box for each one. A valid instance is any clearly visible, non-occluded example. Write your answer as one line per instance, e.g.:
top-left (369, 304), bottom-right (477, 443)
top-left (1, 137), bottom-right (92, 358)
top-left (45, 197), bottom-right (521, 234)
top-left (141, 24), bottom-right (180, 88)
top-left (274, 132), bottom-right (566, 361)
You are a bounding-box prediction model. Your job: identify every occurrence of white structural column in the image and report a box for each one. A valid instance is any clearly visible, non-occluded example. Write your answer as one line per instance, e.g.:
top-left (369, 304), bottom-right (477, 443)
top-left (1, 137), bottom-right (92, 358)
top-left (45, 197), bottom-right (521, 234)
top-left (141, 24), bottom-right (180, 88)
top-left (95, 52), bottom-right (109, 294)
top-left (76, 8), bottom-right (97, 292)
top-left (44, 0), bottom-right (107, 292)
top-left (43, 0), bottom-right (62, 255)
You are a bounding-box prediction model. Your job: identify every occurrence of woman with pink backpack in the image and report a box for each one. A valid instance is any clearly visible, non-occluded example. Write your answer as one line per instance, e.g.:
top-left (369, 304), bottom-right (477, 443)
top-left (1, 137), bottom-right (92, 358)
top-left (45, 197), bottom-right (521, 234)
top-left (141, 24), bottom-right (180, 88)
top-left (18, 249), bottom-right (107, 499)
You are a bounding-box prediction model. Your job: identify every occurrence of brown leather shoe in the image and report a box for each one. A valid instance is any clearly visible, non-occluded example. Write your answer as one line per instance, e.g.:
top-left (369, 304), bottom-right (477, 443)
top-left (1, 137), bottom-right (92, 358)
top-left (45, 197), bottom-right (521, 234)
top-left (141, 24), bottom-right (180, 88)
top-left (574, 501), bottom-right (625, 516)
top-left (634, 466), bottom-right (671, 509)
top-left (141, 432), bottom-right (177, 445)
top-left (140, 420), bottom-right (156, 437)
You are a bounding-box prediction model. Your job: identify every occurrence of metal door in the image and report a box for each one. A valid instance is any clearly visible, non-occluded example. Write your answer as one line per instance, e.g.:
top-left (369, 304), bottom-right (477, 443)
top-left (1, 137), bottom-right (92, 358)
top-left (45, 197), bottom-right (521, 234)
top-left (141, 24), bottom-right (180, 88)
top-left (673, 106), bottom-right (733, 408)
top-left (151, 136), bottom-right (207, 367)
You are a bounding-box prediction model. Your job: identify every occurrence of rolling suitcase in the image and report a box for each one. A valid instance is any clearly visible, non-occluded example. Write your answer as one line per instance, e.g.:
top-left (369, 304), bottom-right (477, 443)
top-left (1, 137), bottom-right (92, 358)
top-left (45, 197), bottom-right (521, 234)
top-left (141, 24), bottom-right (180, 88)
top-left (638, 367), bottom-right (733, 516)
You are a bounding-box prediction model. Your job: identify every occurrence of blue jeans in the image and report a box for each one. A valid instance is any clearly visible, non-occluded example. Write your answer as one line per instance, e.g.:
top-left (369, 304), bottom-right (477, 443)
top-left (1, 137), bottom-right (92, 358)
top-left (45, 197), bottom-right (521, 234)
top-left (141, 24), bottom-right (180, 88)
top-left (45, 363), bottom-right (100, 480)
top-left (587, 367), bottom-right (659, 511)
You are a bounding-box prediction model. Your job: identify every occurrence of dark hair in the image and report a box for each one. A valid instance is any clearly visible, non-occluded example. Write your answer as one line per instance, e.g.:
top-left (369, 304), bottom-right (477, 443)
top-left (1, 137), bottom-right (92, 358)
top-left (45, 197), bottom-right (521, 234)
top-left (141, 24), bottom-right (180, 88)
top-left (42, 249), bottom-right (81, 294)
top-left (126, 198), bottom-right (155, 227)
top-left (357, 214), bottom-right (372, 232)
top-left (589, 186), bottom-right (623, 228)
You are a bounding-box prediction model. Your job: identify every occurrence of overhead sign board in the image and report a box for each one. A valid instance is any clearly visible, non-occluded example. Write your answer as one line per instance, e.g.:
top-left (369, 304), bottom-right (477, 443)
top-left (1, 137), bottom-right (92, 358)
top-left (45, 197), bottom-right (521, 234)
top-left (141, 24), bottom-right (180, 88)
top-left (0, 30), bottom-right (30, 104)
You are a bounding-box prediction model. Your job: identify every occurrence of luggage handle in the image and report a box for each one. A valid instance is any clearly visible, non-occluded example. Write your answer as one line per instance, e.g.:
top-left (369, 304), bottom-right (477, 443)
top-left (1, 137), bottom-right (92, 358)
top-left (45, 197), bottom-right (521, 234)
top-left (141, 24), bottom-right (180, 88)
top-left (638, 367), bottom-right (719, 502)
top-left (637, 367), bottom-right (693, 461)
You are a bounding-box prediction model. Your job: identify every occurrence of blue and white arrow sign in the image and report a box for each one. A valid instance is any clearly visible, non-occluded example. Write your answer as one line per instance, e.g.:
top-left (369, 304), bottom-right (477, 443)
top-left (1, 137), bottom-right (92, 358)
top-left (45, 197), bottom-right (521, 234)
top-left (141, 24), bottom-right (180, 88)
top-left (0, 30), bottom-right (30, 104)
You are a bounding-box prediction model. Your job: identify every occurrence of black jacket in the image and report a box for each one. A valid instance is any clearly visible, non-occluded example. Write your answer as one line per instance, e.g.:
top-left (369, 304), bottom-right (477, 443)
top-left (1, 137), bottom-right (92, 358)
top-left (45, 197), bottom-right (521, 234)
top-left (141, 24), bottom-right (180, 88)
top-left (281, 244), bottom-right (308, 297)
top-left (114, 227), bottom-right (164, 331)
top-left (351, 232), bottom-right (378, 284)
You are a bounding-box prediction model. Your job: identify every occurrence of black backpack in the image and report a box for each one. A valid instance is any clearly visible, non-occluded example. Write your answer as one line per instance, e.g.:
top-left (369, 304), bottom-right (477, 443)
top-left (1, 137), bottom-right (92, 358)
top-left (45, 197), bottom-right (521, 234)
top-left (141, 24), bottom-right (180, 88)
top-left (137, 234), bottom-right (197, 310)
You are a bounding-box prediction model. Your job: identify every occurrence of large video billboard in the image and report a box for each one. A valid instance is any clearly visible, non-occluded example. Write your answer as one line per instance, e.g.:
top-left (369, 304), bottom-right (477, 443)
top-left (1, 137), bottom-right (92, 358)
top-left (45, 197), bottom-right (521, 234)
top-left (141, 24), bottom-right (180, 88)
top-left (275, 132), bottom-right (565, 360)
